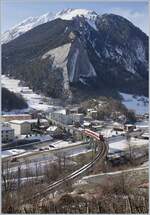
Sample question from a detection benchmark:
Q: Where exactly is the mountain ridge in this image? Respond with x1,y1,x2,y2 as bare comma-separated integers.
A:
2,10,148,102
1,8,98,44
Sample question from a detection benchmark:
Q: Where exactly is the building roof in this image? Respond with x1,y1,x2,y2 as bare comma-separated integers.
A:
10,120,31,125
2,114,31,117
73,113,84,116
69,107,79,110
47,126,57,132
2,126,14,131
24,119,48,123
54,109,66,114
125,124,135,127
10,119,48,124
87,108,95,112
83,121,91,126
141,133,149,137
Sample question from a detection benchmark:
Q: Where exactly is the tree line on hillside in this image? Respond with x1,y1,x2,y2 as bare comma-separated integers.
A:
5,58,65,99
79,97,136,122
2,87,28,111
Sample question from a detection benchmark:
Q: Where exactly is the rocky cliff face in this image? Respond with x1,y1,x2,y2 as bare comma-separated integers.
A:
2,10,148,101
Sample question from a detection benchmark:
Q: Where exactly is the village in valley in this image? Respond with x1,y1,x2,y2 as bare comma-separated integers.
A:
1,1,149,213
1,74,149,213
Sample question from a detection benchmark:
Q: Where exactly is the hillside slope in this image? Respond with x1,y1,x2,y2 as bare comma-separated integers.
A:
2,10,148,102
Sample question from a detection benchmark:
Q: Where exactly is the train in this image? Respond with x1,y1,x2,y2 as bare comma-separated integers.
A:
82,129,105,142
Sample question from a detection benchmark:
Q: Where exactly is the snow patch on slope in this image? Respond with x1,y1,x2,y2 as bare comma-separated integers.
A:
115,47,123,56
1,75,53,112
86,17,98,31
55,8,97,21
2,12,55,44
135,40,146,62
124,56,136,74
120,92,149,114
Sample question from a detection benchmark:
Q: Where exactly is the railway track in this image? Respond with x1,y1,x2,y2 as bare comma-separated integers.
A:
28,131,108,201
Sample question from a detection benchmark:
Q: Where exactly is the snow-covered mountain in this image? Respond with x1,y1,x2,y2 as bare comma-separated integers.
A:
1,13,54,44
1,9,98,44
2,9,148,102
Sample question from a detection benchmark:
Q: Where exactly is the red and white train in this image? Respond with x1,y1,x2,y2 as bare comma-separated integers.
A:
82,129,105,142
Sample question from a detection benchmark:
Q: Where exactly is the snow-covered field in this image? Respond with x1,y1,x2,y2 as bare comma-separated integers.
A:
3,144,91,173
1,139,84,159
2,149,26,158
120,92,149,114
108,136,148,153
2,75,148,115
100,128,125,138
2,75,56,112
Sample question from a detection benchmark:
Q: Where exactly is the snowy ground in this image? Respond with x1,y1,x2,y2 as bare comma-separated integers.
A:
2,149,26,158
108,136,148,153
22,134,53,142
2,139,84,159
2,176,44,185
135,120,149,132
2,75,58,112
3,144,91,173
100,128,125,138
120,92,149,114
2,75,148,115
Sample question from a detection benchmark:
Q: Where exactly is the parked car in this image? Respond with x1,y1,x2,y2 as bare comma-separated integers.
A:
49,144,55,148
11,157,18,162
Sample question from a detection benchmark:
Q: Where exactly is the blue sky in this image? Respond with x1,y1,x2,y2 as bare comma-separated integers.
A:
1,0,148,34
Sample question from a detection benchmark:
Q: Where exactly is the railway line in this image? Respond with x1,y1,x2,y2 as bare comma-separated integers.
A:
28,129,108,201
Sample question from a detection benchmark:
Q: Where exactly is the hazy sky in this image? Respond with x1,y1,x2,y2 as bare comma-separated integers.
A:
1,0,149,34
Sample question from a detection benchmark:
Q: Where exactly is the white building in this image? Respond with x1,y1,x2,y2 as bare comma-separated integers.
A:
49,110,84,125
71,113,84,124
2,123,15,142
87,109,98,118
10,120,31,135
46,126,58,135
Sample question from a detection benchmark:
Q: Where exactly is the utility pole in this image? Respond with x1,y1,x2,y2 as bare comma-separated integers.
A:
37,116,41,129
